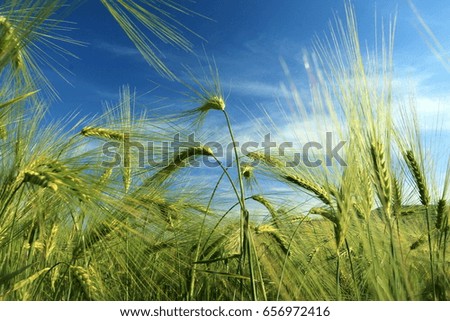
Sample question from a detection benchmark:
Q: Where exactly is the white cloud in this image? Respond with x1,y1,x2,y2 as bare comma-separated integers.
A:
96,41,140,57
229,80,284,99
414,96,450,130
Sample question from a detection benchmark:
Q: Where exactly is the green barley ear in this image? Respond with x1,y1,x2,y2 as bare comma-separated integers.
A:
309,207,337,225
241,162,259,191
404,150,430,206
391,176,403,217
150,146,214,184
370,141,392,214
0,15,23,71
254,224,290,255
246,151,334,206
180,55,226,128
0,90,38,110
284,174,332,206
81,126,125,141
241,163,254,180
0,2,85,100
81,125,128,192
435,198,447,230
246,151,285,168
70,265,98,300
21,170,58,192
1,267,50,299
98,167,113,185
18,159,90,201
198,95,225,112
251,194,280,227
410,237,426,250
101,0,203,80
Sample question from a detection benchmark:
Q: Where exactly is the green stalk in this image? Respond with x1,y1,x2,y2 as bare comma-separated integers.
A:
188,171,225,300
345,238,360,300
222,110,256,301
424,206,436,300
336,251,341,300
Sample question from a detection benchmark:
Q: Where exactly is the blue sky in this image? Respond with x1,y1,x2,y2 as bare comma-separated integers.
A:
46,0,450,127
41,0,450,199
32,0,450,209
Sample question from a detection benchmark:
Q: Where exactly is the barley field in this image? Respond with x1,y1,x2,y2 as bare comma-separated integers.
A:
0,0,449,301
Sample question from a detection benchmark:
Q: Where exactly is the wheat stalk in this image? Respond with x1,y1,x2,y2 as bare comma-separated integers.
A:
403,150,435,298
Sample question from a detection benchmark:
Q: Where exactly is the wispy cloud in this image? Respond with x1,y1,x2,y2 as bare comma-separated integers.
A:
228,80,287,100
96,41,141,57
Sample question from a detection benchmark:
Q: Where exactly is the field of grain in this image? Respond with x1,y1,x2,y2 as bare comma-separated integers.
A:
0,1,448,301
